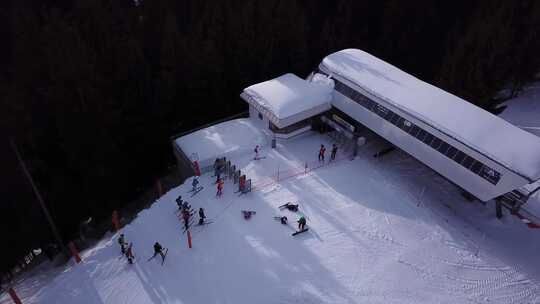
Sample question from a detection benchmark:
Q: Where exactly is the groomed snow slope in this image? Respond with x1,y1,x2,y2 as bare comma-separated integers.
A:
3,132,540,304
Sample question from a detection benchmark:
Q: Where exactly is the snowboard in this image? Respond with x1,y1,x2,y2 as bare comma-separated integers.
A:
161,248,169,266
190,186,204,197
292,228,309,236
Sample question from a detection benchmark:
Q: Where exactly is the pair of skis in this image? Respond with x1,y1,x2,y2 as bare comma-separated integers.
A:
190,186,204,197
147,248,168,266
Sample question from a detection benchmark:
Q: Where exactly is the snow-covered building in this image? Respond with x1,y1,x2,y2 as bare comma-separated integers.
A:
241,73,333,137
317,49,540,202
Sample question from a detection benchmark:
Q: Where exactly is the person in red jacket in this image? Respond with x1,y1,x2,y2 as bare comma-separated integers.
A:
216,178,224,197
318,144,326,162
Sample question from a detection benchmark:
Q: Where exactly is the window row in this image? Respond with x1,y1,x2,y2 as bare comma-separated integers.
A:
330,76,501,185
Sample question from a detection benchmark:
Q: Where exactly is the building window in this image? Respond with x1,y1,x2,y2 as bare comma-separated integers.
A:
258,112,263,120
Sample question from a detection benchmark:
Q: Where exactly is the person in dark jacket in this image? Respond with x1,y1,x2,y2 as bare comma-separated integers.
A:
297,216,307,230
198,207,206,225
330,144,338,161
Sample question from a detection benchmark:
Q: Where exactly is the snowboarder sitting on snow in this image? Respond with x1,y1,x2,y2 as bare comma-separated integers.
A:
125,242,134,264
297,216,307,231
318,144,326,162
152,242,165,261
330,144,338,161
192,176,199,192
118,234,126,254
198,207,206,225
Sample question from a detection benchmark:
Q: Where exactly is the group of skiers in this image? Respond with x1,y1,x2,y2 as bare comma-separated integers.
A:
318,143,338,162
176,195,207,229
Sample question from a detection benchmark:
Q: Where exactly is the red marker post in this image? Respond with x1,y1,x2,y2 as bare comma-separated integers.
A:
156,179,163,197
111,210,120,231
193,160,201,176
8,288,22,304
187,230,193,249
68,242,82,264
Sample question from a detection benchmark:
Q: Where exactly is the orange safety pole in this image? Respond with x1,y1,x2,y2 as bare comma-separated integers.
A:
68,242,82,264
187,230,192,248
8,288,23,304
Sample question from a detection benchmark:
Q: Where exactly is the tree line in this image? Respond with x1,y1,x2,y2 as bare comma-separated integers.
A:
2,0,540,274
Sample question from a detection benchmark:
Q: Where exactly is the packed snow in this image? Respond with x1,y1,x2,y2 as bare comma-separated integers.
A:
3,129,540,304
321,49,540,181
243,73,332,128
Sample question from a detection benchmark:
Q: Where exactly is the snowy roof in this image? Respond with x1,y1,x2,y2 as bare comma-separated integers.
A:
321,49,540,181
174,118,268,168
242,73,332,128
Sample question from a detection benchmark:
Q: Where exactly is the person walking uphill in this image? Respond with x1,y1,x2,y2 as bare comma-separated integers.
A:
318,144,326,162
125,243,135,264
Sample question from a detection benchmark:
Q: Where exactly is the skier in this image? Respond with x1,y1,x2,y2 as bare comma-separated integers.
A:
318,144,326,162
198,207,206,225
182,209,191,230
192,176,199,192
152,242,165,262
182,201,191,212
254,145,260,160
125,242,134,264
216,178,224,197
297,216,307,231
330,144,338,161
118,234,126,254
280,216,288,225
176,195,183,210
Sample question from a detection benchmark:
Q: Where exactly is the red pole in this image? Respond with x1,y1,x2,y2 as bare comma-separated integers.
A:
68,242,82,264
187,230,192,249
8,288,23,304
111,210,120,231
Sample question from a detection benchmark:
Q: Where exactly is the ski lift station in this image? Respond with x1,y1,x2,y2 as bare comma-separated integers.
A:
173,48,540,211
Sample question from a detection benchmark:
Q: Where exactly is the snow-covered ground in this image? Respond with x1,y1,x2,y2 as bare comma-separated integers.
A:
3,130,540,304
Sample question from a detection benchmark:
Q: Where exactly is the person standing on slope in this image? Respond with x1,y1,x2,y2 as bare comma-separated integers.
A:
254,145,260,160
198,207,206,225
125,242,135,264
182,209,191,230
330,144,338,161
318,144,326,163
118,234,126,254
192,176,199,192
216,178,224,197
297,216,307,231
152,242,165,262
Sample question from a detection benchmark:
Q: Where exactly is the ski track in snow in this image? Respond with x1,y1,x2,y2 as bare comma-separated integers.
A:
2,131,540,304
